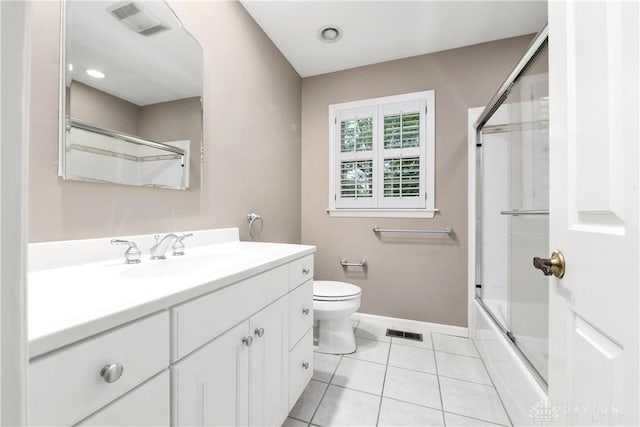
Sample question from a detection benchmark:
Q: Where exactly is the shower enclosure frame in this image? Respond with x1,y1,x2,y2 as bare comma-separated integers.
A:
469,24,549,393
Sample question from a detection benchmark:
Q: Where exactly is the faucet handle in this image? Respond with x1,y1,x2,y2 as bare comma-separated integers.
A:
172,233,194,256
111,239,142,264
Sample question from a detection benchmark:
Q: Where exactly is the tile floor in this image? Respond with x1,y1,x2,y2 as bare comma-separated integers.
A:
283,319,512,427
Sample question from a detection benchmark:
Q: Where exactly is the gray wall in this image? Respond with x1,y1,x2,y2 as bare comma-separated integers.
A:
301,35,534,326
70,81,139,135
138,97,203,189
29,1,302,243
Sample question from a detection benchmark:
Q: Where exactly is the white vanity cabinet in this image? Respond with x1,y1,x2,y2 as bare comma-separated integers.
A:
249,297,290,426
28,234,314,427
172,297,290,426
28,311,170,426
287,279,314,410
76,371,170,427
171,256,313,427
171,321,250,426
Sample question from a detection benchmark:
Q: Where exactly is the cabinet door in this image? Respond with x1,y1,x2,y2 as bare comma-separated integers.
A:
172,321,250,427
77,371,169,427
249,297,289,427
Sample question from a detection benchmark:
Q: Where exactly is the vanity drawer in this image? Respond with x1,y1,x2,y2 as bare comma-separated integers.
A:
29,311,169,427
288,327,313,410
172,265,288,361
289,255,314,290
289,279,313,349
77,371,169,427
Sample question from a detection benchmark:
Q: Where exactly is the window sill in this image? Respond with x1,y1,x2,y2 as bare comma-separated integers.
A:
326,208,438,218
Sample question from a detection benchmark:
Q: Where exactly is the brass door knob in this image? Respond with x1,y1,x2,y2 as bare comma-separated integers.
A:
533,251,565,278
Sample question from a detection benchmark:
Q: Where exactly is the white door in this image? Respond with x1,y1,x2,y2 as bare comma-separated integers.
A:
249,297,289,427
548,1,639,425
172,321,250,427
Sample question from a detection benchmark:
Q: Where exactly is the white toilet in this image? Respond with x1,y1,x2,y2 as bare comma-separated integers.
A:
313,280,362,354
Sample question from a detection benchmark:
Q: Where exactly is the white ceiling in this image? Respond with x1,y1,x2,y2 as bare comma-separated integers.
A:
68,1,202,106
240,1,547,77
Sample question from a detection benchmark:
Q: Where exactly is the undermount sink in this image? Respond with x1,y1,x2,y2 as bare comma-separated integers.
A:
119,254,251,278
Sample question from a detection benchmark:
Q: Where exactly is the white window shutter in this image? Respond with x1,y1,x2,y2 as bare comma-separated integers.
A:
334,107,377,208
378,100,426,209
328,90,435,216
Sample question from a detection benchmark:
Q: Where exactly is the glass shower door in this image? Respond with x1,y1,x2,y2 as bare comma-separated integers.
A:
478,44,549,383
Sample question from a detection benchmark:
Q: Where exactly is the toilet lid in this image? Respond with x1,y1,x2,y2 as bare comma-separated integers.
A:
313,280,361,300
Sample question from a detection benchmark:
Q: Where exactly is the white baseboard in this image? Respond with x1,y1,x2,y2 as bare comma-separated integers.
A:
351,312,468,338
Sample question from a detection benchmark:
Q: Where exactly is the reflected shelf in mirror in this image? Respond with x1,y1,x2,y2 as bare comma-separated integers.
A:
64,120,190,190
68,119,185,157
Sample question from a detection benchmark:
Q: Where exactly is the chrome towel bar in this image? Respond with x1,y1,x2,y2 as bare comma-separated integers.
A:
500,209,549,216
69,119,185,155
372,226,453,235
340,258,367,268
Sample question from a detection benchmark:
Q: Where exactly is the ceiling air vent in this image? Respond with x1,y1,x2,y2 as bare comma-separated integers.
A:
109,2,142,20
107,2,171,36
138,24,170,37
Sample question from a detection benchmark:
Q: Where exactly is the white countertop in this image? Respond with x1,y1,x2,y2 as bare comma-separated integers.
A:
28,229,314,359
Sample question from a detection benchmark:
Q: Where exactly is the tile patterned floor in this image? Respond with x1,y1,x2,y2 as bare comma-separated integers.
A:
283,319,512,427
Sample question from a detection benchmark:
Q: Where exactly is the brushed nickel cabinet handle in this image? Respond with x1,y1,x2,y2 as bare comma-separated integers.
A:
242,336,254,347
302,362,309,370
100,363,124,383
302,267,310,275
302,308,310,316
254,328,265,338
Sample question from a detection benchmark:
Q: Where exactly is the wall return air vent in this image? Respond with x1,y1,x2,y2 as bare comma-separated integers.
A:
108,2,171,36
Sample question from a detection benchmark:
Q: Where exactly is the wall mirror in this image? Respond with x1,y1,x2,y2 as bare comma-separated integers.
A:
59,0,203,190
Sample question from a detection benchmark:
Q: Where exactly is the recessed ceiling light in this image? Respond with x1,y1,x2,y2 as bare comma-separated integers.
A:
86,68,106,79
318,25,342,43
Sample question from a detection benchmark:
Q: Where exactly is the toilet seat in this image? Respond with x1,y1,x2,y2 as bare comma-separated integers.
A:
313,280,361,301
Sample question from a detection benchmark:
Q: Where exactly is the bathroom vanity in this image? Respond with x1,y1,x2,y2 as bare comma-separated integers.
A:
27,228,314,426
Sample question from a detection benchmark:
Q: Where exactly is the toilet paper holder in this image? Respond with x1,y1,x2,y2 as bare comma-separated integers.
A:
340,258,367,268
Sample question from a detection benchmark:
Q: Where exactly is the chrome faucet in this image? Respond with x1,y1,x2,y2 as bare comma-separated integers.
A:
150,233,193,259
150,234,179,260
111,239,142,264
172,233,194,256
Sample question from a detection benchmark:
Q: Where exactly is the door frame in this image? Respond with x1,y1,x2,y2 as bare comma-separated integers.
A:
0,1,30,424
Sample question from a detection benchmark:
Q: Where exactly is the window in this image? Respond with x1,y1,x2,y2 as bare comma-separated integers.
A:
328,91,435,218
